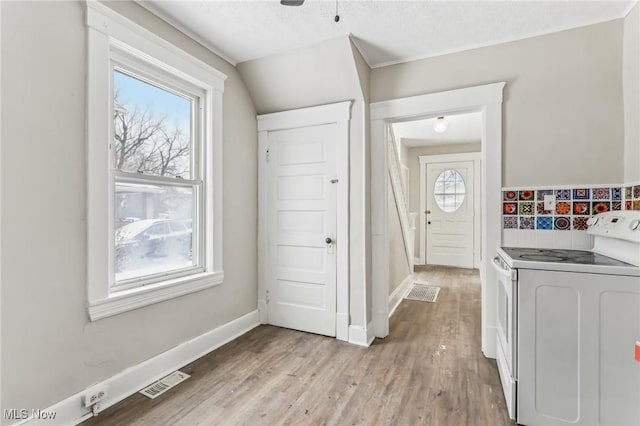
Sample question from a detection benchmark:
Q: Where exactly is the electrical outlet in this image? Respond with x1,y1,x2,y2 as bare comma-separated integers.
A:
544,194,556,211
83,387,108,408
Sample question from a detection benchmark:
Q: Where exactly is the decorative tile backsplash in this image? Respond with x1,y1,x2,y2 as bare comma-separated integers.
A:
625,184,640,211
502,184,640,231
502,183,640,249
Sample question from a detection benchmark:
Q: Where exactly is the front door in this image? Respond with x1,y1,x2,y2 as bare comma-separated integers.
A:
266,124,337,337
426,161,474,268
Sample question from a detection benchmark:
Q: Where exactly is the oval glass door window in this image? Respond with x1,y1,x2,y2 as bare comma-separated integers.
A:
434,170,466,212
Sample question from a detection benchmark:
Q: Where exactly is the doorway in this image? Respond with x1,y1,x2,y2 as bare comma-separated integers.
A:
391,112,482,269
265,124,338,337
423,155,480,268
370,83,505,359
257,101,351,341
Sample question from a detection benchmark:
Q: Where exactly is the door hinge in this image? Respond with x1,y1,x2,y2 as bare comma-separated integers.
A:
266,148,270,163
266,289,269,304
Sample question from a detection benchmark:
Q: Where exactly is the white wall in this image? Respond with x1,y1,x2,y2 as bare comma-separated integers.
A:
350,42,373,324
1,0,257,415
237,37,372,328
388,178,411,294
372,20,625,187
624,3,640,183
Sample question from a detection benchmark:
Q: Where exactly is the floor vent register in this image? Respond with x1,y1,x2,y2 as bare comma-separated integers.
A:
140,371,190,399
405,283,441,303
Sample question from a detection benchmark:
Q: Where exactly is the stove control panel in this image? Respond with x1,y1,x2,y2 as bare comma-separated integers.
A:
588,211,640,242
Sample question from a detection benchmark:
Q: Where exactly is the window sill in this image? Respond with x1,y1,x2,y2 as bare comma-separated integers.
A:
88,271,223,321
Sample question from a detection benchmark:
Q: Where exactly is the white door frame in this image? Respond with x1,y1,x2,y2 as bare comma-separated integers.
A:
257,101,351,342
419,152,481,268
370,83,504,359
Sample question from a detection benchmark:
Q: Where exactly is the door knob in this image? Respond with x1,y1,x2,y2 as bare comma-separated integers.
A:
325,237,333,244
425,209,431,214
427,221,431,225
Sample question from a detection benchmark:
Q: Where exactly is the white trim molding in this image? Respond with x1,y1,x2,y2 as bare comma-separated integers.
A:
370,82,505,361
257,101,352,342
257,101,352,131
418,152,481,269
348,321,375,347
15,311,260,426
85,1,226,320
389,274,413,318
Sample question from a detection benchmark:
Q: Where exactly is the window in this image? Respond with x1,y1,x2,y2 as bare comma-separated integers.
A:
112,69,199,287
434,170,466,212
87,3,226,320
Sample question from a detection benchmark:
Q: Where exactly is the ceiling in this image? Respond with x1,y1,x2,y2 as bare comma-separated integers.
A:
138,0,636,68
392,112,482,148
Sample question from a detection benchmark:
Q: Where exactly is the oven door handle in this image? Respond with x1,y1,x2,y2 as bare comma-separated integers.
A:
493,256,517,281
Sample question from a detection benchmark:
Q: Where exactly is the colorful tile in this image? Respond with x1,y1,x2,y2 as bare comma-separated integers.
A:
554,216,571,230
591,187,610,200
592,201,610,215
573,217,589,231
611,187,622,201
554,189,571,200
572,188,590,200
536,216,553,230
537,202,551,215
519,190,534,201
572,201,590,215
555,201,571,215
625,186,633,200
634,185,640,199
536,189,553,201
634,200,640,211
503,202,518,215
519,202,535,215
612,201,622,211
519,217,535,230
503,190,518,201
626,200,633,210
503,217,518,229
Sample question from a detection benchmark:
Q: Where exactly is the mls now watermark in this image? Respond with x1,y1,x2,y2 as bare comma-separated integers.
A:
4,409,57,421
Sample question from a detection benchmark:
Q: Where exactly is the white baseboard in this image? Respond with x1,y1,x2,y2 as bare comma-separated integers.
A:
348,321,374,347
413,257,421,265
388,274,413,318
258,299,268,324
482,325,497,360
18,310,260,426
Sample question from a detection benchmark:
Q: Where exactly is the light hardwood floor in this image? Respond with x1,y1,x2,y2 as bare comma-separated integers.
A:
84,265,515,426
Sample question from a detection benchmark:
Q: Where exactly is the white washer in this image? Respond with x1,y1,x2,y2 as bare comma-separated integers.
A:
494,210,640,425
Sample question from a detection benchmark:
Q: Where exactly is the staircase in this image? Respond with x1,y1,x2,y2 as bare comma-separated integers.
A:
387,129,416,271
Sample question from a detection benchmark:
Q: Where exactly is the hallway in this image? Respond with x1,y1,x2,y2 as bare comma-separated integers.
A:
84,266,514,425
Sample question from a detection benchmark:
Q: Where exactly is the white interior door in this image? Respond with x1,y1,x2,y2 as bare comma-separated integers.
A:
426,161,474,268
266,124,337,337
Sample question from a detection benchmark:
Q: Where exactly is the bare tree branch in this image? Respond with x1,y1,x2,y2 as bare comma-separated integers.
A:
113,93,189,178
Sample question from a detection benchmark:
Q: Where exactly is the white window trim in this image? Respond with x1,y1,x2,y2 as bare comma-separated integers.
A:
86,1,226,321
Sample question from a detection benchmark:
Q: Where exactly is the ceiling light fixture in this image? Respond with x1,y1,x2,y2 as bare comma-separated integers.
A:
433,116,448,134
280,0,304,6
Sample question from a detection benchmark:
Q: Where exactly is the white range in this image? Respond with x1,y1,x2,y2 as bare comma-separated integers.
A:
493,210,640,426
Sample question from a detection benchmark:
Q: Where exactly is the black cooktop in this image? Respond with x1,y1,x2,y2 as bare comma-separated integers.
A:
501,247,634,267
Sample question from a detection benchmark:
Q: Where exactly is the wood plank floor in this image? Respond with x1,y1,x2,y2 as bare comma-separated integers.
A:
84,266,515,426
